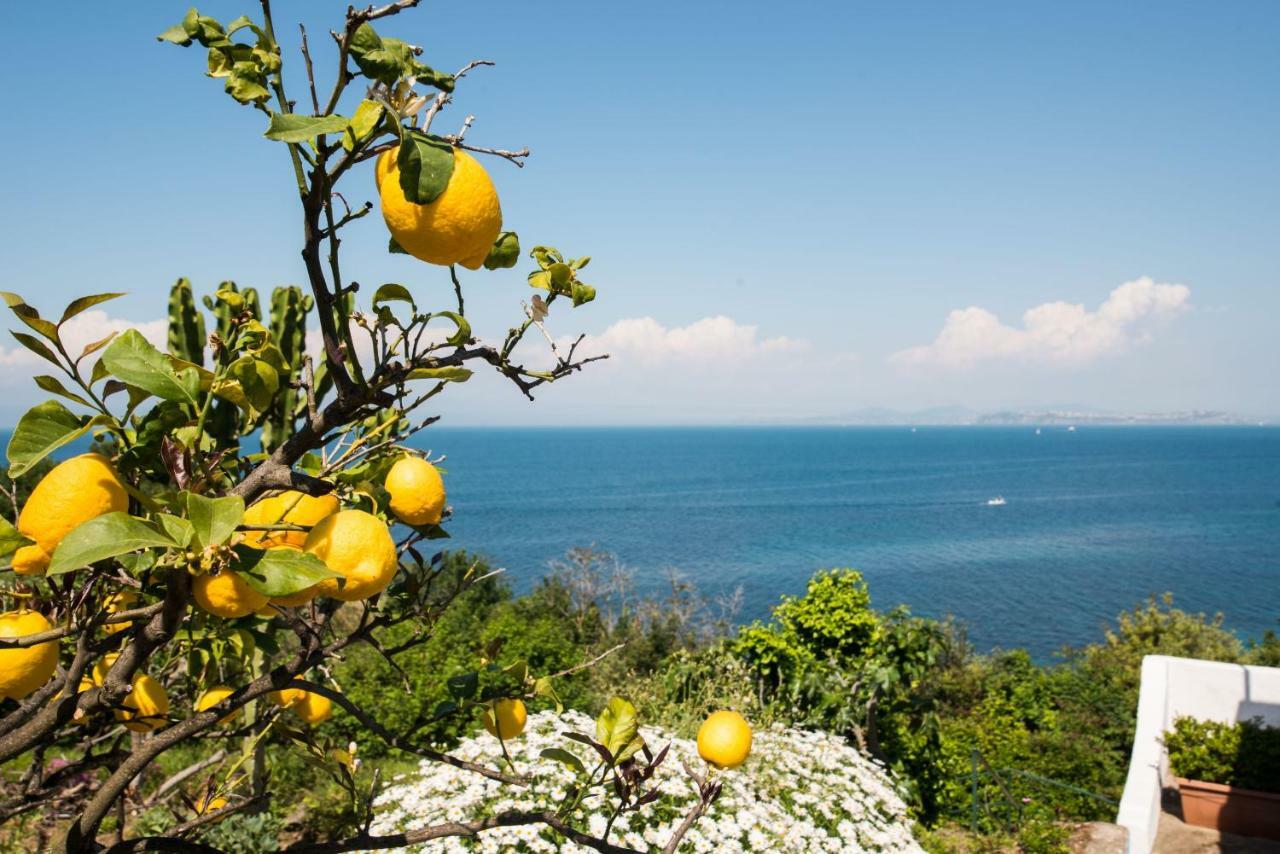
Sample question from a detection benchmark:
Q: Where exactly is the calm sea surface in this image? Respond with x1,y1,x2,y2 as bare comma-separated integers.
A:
408,426,1280,657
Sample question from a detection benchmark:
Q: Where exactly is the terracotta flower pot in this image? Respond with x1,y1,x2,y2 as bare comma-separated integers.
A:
1176,777,1280,841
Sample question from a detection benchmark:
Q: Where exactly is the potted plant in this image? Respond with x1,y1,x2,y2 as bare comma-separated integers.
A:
1163,716,1280,840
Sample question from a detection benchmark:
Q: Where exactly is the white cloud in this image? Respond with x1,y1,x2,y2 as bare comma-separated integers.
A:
571,315,808,367
890,276,1190,370
0,311,166,368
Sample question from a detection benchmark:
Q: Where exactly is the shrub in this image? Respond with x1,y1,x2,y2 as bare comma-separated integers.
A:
1164,716,1280,793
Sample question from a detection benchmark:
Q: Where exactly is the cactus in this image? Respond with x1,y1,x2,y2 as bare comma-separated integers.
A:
202,281,261,366
167,278,206,366
260,285,314,452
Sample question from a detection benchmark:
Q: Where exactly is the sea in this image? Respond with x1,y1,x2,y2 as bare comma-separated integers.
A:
410,426,1280,658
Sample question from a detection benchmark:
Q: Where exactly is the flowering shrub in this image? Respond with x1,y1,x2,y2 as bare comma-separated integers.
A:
372,711,924,853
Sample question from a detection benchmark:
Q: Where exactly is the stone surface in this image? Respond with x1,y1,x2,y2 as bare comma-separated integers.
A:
1070,821,1128,853
1155,812,1280,854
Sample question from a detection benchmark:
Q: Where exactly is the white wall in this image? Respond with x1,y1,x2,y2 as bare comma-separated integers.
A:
1116,655,1280,853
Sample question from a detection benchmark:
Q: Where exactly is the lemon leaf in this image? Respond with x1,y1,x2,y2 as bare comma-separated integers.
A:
405,367,471,383
540,747,586,775
483,232,521,271
0,516,31,562
185,493,245,548
103,330,199,405
397,130,454,205
231,546,337,597
372,284,415,310
344,100,385,152
59,293,125,326
5,400,101,477
47,513,177,576
264,112,351,143
595,697,643,764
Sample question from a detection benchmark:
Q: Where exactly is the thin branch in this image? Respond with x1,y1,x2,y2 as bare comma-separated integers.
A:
299,24,321,114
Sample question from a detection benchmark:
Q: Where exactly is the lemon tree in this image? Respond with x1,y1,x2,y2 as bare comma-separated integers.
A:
0,3,739,851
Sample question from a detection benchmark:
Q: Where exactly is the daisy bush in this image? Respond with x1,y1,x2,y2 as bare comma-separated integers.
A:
371,710,924,853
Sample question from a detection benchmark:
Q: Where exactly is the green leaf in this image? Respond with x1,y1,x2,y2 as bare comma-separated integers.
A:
157,23,193,45
103,329,198,404
595,697,643,764
47,513,176,576
59,293,125,326
10,332,60,366
6,400,98,477
0,516,31,562
483,232,521,270
32,375,93,409
231,546,338,597
185,493,245,548
264,112,351,143
388,236,409,255
154,514,195,549
432,311,471,346
405,367,472,383
447,672,479,702
1,292,60,342
372,283,414,310
226,356,279,412
540,747,586,775
397,131,455,205
344,100,385,152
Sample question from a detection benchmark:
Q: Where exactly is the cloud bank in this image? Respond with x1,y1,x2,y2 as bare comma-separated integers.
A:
0,311,167,369
571,315,807,366
891,277,1191,370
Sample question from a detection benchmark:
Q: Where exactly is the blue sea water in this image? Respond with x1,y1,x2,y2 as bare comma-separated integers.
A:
410,426,1280,658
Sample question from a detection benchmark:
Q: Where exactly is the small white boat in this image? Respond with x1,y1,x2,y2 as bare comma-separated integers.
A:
1067,425,1076,432
986,496,1007,506
1035,428,1041,435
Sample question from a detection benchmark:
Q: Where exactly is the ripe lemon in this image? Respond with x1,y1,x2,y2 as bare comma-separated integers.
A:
697,710,752,769
115,673,170,733
11,544,50,576
195,794,227,815
0,610,59,701
91,652,120,687
17,453,128,573
376,146,502,269
103,590,138,635
195,685,242,726
193,571,268,618
482,698,527,740
304,510,397,601
241,491,339,550
384,456,447,527
270,687,332,725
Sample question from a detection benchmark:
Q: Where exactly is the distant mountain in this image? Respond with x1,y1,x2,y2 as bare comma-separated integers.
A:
802,408,1264,426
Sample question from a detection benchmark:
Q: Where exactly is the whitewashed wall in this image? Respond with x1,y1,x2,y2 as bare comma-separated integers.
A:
1117,655,1280,852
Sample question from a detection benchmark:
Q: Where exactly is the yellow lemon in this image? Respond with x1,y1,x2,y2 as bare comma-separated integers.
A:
482,698,527,740
376,146,502,269
195,794,227,815
115,673,169,733
195,685,242,726
241,491,340,549
11,544,50,576
270,687,332,725
384,456,447,527
0,610,59,701
696,710,752,769
103,590,139,635
17,454,128,571
91,652,120,687
192,571,268,618
304,510,397,601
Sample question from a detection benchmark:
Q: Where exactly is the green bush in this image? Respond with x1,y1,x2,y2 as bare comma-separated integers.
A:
1164,716,1280,793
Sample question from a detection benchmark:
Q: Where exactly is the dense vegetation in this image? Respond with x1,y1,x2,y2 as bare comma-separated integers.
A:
139,544,1274,850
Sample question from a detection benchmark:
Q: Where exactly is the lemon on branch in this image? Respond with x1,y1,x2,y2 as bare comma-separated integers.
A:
195,685,242,726
0,610,59,701
241,491,339,550
376,145,502,269
482,698,527,740
385,456,446,527
270,687,333,725
15,453,128,576
116,673,170,733
696,710,752,769
103,590,138,635
304,510,398,601
193,570,268,618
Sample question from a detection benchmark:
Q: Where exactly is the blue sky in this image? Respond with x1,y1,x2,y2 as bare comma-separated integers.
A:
1,1,1277,423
